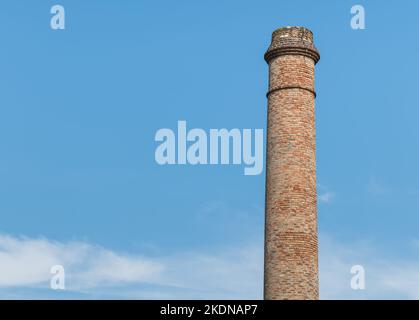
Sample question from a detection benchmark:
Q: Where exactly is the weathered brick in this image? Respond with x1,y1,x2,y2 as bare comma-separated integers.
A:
264,26,320,300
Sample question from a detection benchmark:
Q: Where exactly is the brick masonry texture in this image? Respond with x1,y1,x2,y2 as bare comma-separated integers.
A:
264,27,320,300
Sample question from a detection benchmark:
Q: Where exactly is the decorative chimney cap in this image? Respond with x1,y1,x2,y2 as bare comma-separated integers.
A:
264,26,320,64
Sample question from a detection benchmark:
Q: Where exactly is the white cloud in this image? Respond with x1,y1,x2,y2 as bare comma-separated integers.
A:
0,234,262,299
1,233,418,299
319,234,419,299
318,184,335,203
0,234,163,289
366,177,390,196
319,192,335,203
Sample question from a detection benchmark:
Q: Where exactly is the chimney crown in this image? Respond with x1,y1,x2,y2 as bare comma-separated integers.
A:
264,26,320,64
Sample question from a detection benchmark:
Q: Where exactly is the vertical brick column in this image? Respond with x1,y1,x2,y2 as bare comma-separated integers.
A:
264,26,320,300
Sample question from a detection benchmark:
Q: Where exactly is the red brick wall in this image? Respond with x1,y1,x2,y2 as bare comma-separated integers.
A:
264,27,320,300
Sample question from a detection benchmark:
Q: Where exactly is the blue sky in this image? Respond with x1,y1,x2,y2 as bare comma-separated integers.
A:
0,0,418,299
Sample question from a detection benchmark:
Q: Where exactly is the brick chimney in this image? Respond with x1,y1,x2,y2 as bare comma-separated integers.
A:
264,26,320,300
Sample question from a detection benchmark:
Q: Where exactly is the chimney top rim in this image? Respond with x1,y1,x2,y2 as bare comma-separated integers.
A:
272,26,313,36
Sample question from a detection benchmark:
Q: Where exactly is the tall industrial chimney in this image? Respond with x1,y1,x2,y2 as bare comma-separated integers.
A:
264,26,320,300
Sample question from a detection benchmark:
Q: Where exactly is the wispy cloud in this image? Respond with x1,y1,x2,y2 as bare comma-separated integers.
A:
318,184,335,204
1,233,418,299
0,234,262,299
319,192,335,203
319,234,419,299
366,177,391,196
0,234,163,290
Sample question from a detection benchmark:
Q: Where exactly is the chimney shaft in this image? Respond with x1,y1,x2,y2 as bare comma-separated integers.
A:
264,26,320,300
